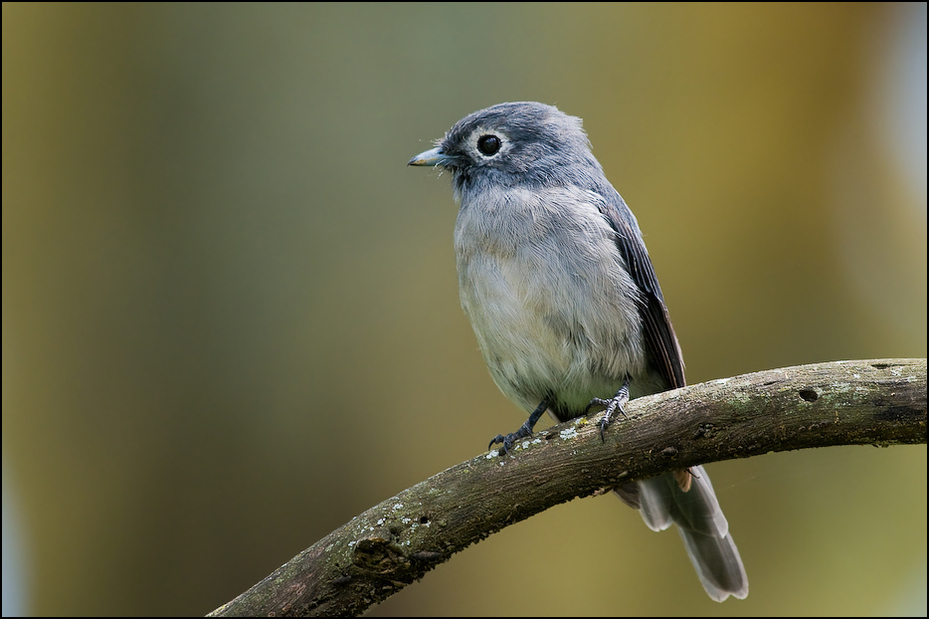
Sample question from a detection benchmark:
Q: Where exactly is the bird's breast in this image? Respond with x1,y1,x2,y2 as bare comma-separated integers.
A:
453,186,648,414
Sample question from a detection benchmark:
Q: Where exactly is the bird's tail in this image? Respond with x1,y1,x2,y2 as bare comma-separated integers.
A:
614,465,748,602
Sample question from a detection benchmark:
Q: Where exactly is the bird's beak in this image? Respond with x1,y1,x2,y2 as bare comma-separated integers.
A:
408,146,451,167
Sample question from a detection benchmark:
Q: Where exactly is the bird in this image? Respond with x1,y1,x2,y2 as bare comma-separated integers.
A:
408,101,747,602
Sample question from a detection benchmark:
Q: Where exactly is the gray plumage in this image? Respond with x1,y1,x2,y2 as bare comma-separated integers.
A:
409,101,747,602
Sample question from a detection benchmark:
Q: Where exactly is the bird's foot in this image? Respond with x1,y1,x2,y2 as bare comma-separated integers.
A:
585,380,630,441
488,423,533,455
489,399,549,455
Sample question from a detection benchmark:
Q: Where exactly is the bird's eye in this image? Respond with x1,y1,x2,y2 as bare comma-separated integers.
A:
477,134,501,156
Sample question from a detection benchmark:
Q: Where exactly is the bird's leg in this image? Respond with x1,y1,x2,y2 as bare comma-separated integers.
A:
489,398,548,455
585,378,630,440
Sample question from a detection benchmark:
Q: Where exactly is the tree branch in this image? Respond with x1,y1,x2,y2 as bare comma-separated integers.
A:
208,358,926,617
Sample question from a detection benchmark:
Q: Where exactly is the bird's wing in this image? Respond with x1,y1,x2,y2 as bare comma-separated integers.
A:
596,191,686,390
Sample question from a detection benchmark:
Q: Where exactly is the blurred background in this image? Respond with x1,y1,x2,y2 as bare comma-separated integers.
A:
3,3,926,616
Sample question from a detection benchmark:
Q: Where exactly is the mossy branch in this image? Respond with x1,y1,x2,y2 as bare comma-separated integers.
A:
208,358,926,617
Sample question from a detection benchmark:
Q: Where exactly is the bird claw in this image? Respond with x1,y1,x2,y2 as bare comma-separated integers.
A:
489,427,531,455
489,399,548,455
586,380,630,441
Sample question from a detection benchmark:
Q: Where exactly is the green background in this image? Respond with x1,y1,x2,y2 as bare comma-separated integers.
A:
3,3,926,616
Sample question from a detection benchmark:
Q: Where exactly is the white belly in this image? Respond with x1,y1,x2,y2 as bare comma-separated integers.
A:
454,186,647,415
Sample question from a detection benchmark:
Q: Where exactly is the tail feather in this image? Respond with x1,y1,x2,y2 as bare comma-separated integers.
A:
615,465,748,601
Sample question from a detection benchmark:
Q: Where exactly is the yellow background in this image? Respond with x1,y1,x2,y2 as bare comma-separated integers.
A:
3,3,926,616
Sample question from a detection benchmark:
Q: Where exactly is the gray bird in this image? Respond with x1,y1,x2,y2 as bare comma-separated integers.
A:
408,101,748,602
